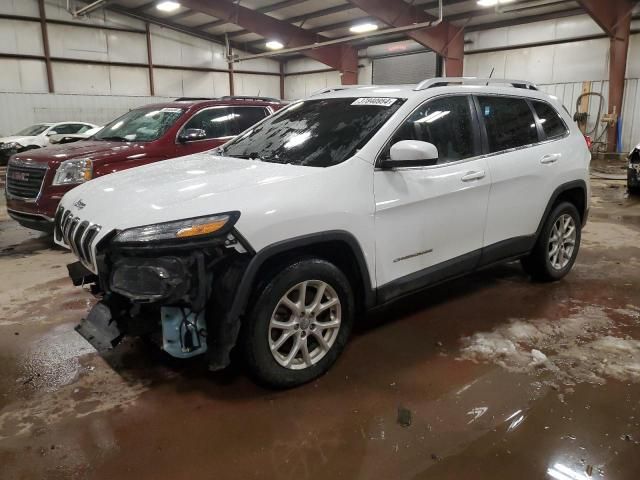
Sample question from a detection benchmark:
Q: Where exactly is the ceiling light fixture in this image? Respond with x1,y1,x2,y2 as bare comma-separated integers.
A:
349,22,378,34
156,1,181,12
265,40,284,50
477,0,515,6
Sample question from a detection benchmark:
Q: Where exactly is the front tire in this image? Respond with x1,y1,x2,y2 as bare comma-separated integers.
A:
521,202,581,282
241,258,354,388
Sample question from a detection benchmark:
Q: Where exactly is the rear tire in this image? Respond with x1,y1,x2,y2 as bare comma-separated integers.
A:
241,258,354,388
521,202,581,282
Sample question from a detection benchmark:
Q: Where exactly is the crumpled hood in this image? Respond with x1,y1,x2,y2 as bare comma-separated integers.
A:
0,136,36,146
11,140,151,167
59,153,323,233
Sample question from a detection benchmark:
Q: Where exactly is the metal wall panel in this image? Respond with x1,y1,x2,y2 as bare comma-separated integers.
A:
48,24,109,62
235,50,280,74
234,73,280,98
465,38,611,84
153,69,230,98
0,58,48,93
52,63,111,94
465,14,601,52
285,58,331,74
0,0,39,16
0,19,44,56
372,51,437,85
106,31,148,64
150,25,227,70
628,34,640,79
109,66,150,96
284,71,341,100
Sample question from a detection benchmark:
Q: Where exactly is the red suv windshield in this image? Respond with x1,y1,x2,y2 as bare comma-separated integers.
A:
95,107,185,142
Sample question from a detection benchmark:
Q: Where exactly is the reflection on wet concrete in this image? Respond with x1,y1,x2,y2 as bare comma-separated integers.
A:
0,179,639,479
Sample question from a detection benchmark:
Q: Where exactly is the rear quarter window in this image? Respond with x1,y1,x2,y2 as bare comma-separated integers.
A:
478,96,539,153
532,100,568,140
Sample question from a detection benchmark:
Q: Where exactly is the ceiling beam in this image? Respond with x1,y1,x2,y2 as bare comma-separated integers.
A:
192,0,310,32
576,0,635,37
227,3,356,40
179,0,359,82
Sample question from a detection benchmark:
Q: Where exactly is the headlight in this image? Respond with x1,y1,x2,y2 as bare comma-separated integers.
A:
1,142,20,150
112,212,239,245
53,158,93,185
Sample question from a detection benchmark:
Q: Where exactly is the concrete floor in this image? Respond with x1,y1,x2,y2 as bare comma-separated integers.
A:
1,177,639,480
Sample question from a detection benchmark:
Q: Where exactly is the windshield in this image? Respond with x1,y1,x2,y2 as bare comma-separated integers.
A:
14,124,49,136
220,97,404,167
94,107,184,142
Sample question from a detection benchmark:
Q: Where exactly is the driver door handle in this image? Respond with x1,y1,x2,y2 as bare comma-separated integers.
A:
461,170,486,182
540,153,561,164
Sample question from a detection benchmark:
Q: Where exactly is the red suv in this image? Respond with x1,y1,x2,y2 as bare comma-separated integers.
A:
5,96,282,232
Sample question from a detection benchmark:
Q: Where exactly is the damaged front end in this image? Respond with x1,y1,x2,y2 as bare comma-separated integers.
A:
628,145,640,193
67,211,254,370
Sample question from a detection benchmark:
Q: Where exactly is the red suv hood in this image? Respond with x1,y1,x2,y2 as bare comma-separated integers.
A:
12,140,155,168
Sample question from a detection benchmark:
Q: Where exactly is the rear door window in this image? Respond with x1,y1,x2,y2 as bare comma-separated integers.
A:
531,100,568,140
385,95,477,164
477,96,539,153
53,124,83,134
232,107,270,134
182,107,235,139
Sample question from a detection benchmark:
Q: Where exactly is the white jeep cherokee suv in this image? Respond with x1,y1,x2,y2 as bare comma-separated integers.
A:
55,78,590,388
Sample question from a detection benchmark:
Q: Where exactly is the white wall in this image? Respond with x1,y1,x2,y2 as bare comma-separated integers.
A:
282,57,373,100
0,0,281,133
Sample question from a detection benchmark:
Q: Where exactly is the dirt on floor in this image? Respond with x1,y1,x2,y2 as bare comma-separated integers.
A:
0,177,639,480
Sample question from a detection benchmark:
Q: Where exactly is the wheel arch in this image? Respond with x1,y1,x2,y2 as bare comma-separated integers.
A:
535,180,588,242
234,231,375,317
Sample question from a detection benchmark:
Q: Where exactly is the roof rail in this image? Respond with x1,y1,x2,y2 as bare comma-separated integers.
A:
174,97,218,101
414,77,539,91
309,85,369,96
220,95,282,103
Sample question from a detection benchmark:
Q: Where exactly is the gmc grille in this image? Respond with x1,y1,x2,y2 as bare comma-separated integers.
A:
6,161,47,199
55,206,102,270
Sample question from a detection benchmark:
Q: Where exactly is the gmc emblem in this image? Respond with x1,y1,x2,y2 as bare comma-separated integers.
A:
10,171,28,181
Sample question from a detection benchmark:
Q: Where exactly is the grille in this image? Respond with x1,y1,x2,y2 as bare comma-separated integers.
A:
6,161,47,199
55,206,102,270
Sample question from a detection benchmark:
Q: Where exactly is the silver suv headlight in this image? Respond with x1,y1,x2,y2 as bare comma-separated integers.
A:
53,158,93,185
112,212,240,245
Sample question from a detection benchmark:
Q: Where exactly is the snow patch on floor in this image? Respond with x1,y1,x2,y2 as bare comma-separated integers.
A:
459,306,640,384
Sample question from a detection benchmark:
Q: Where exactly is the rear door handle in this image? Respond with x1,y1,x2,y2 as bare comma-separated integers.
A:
461,170,486,182
540,153,561,164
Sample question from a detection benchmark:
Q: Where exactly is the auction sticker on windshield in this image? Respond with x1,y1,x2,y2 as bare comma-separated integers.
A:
351,98,397,107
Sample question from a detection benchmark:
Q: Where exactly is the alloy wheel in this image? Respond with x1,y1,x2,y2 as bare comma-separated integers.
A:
548,213,576,270
268,280,342,370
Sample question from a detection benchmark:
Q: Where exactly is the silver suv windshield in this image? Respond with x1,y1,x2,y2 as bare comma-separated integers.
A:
94,107,185,142
219,97,404,167
14,124,49,136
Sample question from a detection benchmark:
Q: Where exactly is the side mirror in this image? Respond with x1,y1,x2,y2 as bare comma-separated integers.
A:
46,130,58,136
382,140,439,168
178,128,207,143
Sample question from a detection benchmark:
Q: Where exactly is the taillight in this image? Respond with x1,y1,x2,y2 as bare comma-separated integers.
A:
584,135,592,149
